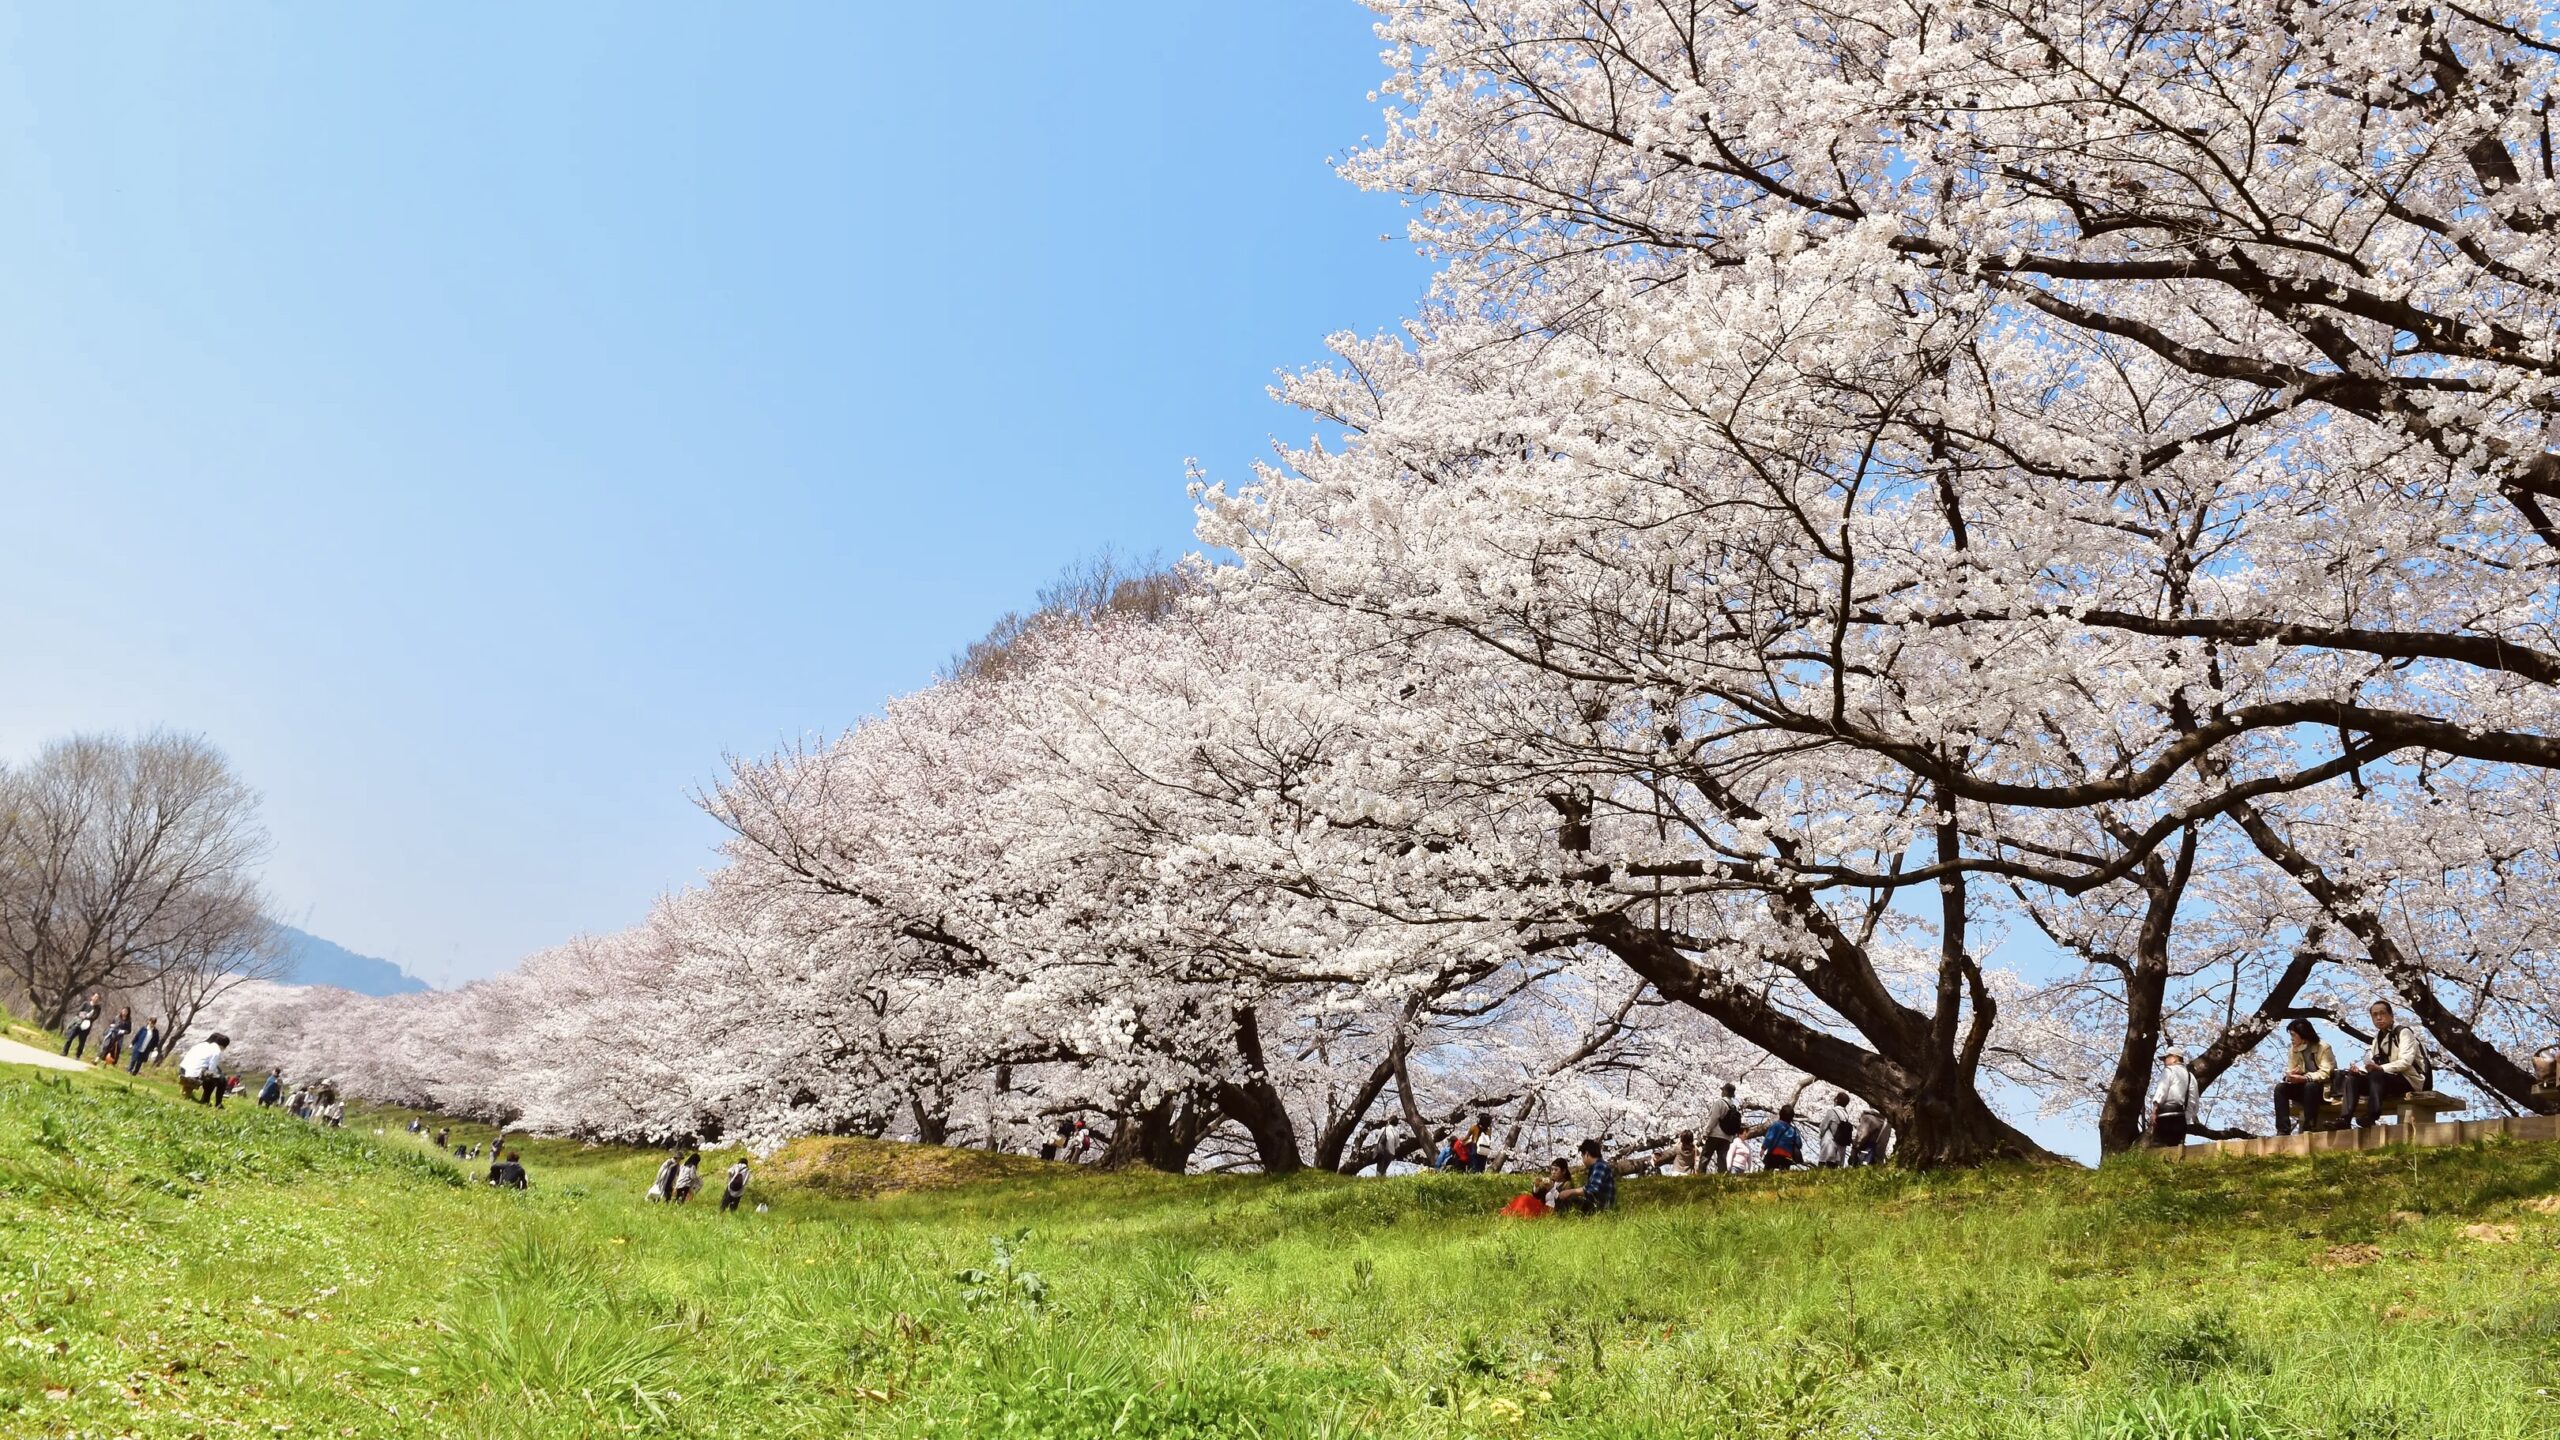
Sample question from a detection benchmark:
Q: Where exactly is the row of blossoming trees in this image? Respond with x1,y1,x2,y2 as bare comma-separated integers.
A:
217,0,2560,1169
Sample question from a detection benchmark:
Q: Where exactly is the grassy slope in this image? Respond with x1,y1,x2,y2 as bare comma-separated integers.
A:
5,1066,2560,1439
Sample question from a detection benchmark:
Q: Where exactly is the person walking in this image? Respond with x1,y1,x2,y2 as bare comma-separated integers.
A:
2148,1050,2199,1146
2339,1001,2433,1128
257,1068,285,1108
177,1033,232,1105
720,1158,751,1212
1755,1105,1807,1170
125,1016,160,1074
673,1152,702,1203
1816,1092,1855,1167
97,1009,133,1066
1700,1083,1743,1173
2271,1019,2339,1135
60,993,103,1059
646,1153,681,1202
1849,1107,1890,1167
321,1096,345,1128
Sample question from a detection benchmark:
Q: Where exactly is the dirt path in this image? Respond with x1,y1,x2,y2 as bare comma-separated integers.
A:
0,1033,91,1072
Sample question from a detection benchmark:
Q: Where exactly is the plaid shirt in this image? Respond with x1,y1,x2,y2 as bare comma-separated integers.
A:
1581,1156,1616,1210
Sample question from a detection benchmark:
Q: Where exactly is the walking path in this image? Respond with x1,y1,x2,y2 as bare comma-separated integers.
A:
0,1034,91,1072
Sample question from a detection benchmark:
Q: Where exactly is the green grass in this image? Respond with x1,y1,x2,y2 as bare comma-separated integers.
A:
5,1066,2560,1437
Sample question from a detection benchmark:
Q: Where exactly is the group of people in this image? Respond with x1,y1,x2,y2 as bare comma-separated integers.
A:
257,1070,346,1126
645,1150,752,1212
1443,1083,1894,1199
402,1120,531,1188
1038,1118,1100,1163
58,993,171,1075
1501,1139,1619,1216
2147,1000,2465,1146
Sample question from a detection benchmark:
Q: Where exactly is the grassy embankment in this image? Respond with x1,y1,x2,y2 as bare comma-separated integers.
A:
4,1059,2559,1438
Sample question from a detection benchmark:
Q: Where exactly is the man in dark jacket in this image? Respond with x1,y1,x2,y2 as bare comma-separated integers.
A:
126,1017,160,1074
61,993,102,1058
487,1151,529,1189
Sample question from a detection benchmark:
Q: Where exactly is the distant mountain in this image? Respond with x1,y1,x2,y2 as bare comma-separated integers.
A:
270,925,430,996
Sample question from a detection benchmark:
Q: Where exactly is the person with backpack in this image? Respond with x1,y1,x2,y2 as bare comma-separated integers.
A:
1755,1105,1807,1171
487,1150,530,1190
1700,1082,1744,1173
1849,1107,1889,1167
2271,1018,2339,1135
257,1068,285,1107
645,1153,681,1201
1817,1092,1855,1167
2340,1000,2432,1128
2148,1050,2199,1145
721,1158,751,1212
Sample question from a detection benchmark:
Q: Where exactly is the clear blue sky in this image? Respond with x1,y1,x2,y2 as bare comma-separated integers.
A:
0,2,1427,983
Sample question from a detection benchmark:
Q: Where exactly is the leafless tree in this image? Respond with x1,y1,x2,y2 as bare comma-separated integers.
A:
0,732,276,1028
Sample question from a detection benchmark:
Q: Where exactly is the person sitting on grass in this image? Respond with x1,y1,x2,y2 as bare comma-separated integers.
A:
1500,1160,1570,1218
1552,1139,1616,1213
487,1150,529,1190
2148,1051,2198,1146
1753,1105,1806,1171
2271,1019,2338,1136
2339,1000,2432,1128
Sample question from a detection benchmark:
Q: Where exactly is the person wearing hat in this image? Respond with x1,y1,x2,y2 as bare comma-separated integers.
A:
178,1032,232,1106
2148,1050,2199,1146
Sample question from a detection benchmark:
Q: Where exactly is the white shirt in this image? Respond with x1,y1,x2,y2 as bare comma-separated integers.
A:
2151,1064,2199,1111
178,1041,225,1079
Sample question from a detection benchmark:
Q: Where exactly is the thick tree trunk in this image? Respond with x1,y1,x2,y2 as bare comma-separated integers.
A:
1100,1093,1213,1173
908,1093,950,1147
1314,1054,1397,1173
2095,834,2196,1155
1215,1005,1304,1174
1590,913,2056,1169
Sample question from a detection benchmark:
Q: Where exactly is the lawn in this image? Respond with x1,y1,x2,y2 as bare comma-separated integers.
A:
4,1063,2559,1438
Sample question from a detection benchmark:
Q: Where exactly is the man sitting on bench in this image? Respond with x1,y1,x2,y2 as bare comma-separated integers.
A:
2338,1001,2431,1128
